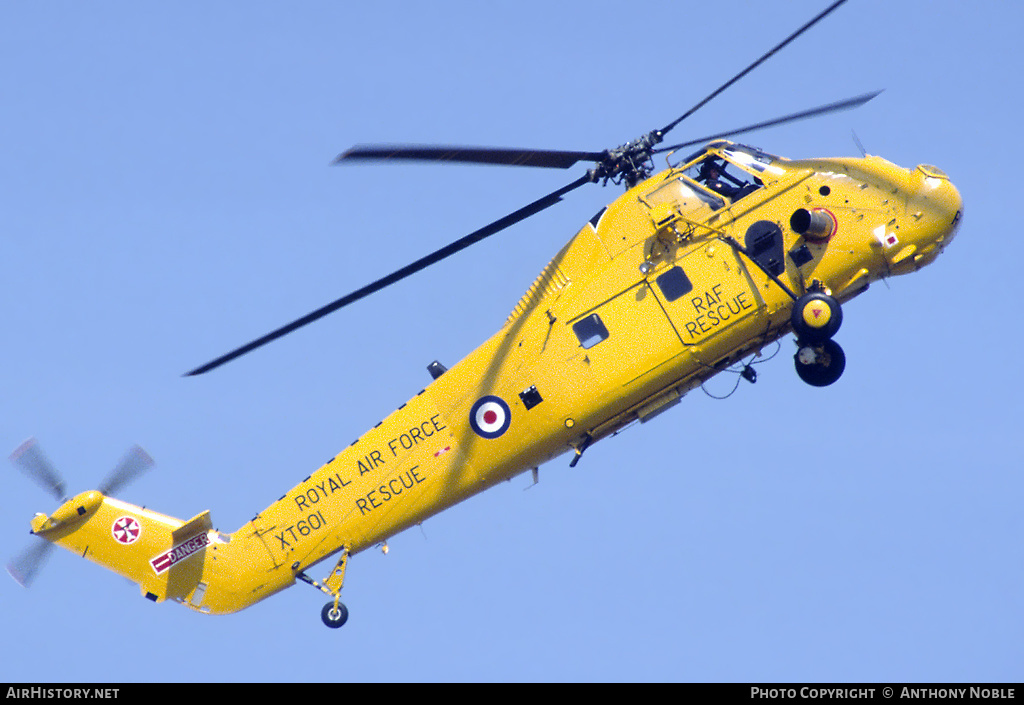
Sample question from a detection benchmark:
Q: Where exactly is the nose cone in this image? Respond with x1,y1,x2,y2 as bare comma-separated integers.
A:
903,164,963,268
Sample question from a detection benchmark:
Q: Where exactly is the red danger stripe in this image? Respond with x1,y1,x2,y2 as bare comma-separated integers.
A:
150,533,210,574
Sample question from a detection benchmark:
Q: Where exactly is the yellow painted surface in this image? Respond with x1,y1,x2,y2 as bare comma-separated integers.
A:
25,141,962,616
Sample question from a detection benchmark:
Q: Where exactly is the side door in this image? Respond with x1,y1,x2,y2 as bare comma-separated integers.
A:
566,280,683,391
650,242,762,347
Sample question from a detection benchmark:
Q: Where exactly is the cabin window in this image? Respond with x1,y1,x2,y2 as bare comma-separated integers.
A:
655,266,693,302
572,313,610,349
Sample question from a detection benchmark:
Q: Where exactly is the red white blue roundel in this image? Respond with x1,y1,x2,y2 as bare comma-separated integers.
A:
469,395,512,439
112,516,141,545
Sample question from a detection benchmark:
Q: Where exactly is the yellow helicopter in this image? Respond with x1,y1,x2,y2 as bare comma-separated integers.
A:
7,0,962,629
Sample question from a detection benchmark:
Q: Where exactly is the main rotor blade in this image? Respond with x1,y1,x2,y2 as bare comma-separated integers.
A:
185,173,593,376
335,145,605,170
98,445,154,496
10,439,65,502
654,90,882,153
659,0,848,137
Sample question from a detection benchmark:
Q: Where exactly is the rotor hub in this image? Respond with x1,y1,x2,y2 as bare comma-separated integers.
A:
589,130,664,187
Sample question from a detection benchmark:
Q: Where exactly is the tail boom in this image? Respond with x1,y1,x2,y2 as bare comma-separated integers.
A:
25,492,276,614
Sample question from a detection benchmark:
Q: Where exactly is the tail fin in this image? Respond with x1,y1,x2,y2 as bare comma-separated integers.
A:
29,491,213,604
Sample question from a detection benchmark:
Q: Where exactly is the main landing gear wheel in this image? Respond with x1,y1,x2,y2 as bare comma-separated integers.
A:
794,339,846,387
791,292,842,342
321,601,349,629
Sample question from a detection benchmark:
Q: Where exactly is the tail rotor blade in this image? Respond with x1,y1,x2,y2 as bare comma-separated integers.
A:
98,445,154,496
10,439,66,502
6,538,54,588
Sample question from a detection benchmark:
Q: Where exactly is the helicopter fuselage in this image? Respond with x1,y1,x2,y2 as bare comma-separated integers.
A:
21,140,962,617
81,139,954,615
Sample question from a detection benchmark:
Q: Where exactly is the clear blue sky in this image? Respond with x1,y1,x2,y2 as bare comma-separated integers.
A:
2,0,1021,683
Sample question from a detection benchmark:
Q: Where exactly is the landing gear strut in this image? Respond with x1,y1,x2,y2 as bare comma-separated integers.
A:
791,291,845,386
297,548,351,630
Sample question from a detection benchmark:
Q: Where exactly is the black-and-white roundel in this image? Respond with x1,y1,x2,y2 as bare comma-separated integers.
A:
469,395,512,439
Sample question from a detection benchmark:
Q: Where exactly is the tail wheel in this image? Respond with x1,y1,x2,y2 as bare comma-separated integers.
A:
794,339,846,387
321,601,349,629
791,293,842,342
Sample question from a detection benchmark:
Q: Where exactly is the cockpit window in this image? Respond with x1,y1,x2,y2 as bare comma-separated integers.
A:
672,143,778,204
674,177,725,211
683,156,761,201
720,144,777,172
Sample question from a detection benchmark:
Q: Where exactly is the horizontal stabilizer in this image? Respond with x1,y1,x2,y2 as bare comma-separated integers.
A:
172,510,213,543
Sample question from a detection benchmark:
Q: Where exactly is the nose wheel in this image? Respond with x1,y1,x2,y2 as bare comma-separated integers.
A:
791,292,842,342
794,338,846,387
791,292,845,387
